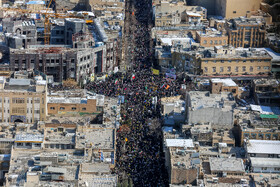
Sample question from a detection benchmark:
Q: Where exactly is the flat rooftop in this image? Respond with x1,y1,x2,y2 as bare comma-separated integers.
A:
166,139,194,148
211,78,237,87
188,91,235,111
209,157,245,173
246,140,280,155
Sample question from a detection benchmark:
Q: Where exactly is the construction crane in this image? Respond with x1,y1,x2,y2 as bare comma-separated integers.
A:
43,0,55,45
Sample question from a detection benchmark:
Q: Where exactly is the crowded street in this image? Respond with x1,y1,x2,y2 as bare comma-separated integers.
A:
86,0,189,186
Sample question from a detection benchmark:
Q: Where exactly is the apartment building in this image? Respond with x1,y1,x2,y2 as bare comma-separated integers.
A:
172,46,272,76
154,1,206,27
47,90,104,116
196,29,228,47
215,0,262,19
226,17,266,48
252,79,280,106
0,74,47,124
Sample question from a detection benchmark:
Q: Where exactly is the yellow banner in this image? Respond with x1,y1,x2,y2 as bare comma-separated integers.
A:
152,68,159,75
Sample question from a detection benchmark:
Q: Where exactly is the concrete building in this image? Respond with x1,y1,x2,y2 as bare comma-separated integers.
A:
250,158,280,173
47,90,104,116
161,96,186,126
186,91,235,129
245,140,280,158
209,157,245,176
188,123,213,146
212,130,235,147
196,29,228,47
0,74,47,123
26,0,46,11
252,79,280,106
215,0,262,19
167,147,199,185
154,1,207,27
226,17,266,48
3,19,37,49
210,78,238,97
9,45,107,83
172,46,272,76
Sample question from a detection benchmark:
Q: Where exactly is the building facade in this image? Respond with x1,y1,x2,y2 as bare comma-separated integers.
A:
0,75,47,124
226,17,266,48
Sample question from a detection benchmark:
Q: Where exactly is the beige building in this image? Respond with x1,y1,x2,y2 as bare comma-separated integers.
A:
196,29,228,47
154,1,207,27
172,46,272,76
210,78,238,96
226,17,266,48
0,74,47,124
216,0,262,19
47,90,104,116
26,1,46,12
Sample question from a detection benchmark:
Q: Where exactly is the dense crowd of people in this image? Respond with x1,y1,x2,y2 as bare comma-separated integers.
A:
86,0,187,186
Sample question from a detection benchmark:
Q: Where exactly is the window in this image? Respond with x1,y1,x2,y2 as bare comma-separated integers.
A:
12,107,25,114
34,109,40,114
235,67,239,72
219,40,222,44
204,67,208,73
72,107,76,110
242,66,246,72
257,66,261,70
232,89,236,94
268,154,275,158
82,108,86,111
261,167,267,170
220,67,224,72
12,98,25,104
97,106,103,111
203,40,207,44
60,107,65,110
212,67,216,72
210,40,213,44
223,40,226,44
214,40,218,44
250,66,253,72
233,11,236,14
50,107,55,110
264,66,270,70
34,98,40,104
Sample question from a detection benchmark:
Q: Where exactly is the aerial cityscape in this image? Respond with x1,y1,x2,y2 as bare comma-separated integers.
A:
0,0,279,186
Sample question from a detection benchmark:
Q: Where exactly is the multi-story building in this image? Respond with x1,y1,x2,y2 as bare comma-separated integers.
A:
226,17,266,48
196,29,228,47
186,91,235,129
210,78,238,96
154,1,207,27
245,139,280,158
252,79,280,106
47,90,104,116
3,18,38,49
0,74,47,123
172,46,272,76
215,0,262,19
9,45,107,83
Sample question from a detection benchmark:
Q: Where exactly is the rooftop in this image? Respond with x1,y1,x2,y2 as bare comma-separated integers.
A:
246,140,280,155
188,91,235,111
165,139,194,148
209,157,245,173
211,78,237,87
251,157,280,168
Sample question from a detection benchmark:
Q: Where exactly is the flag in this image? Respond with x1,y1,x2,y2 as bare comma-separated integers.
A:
132,74,135,80
115,79,118,84
165,85,170,90
152,68,159,75
125,138,128,142
160,84,165,89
